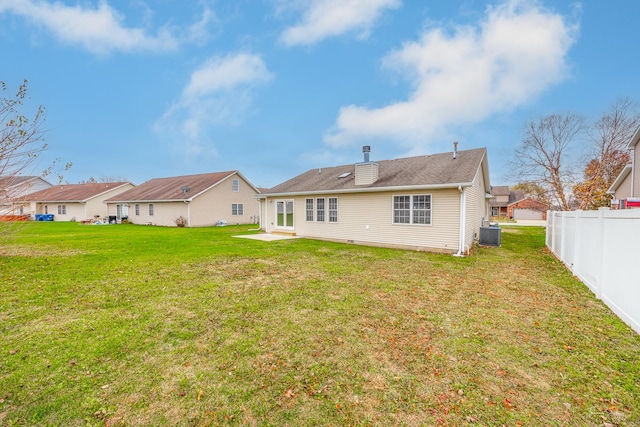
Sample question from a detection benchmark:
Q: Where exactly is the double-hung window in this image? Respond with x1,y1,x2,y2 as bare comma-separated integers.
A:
149,203,154,216
412,195,431,224
328,197,338,223
135,204,140,216
316,198,325,222
232,203,243,216
232,179,239,192
393,195,431,225
305,198,314,221
393,196,411,224
58,205,66,215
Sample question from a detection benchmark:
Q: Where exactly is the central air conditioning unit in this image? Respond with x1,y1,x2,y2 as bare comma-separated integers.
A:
479,226,501,246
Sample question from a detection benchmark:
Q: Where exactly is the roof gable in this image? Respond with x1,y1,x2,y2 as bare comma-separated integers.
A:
627,126,640,149
0,175,50,189
607,164,632,194
263,148,487,195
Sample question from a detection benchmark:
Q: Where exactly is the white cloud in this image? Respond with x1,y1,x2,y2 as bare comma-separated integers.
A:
280,0,401,46
0,0,214,55
183,54,273,99
324,0,578,149
154,53,273,157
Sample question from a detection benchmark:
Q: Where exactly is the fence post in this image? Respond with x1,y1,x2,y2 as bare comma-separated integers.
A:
546,210,552,248
595,208,607,299
560,211,567,263
572,210,582,274
550,211,558,256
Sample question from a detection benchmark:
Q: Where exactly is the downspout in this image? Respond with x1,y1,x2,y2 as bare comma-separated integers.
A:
183,200,191,226
247,198,262,231
454,185,466,257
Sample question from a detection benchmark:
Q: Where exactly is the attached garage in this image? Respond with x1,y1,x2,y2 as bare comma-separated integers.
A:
513,208,543,220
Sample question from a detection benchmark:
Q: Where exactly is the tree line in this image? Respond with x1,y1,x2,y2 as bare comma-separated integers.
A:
512,98,639,211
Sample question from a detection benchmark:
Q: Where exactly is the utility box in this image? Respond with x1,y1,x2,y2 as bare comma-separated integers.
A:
479,226,501,246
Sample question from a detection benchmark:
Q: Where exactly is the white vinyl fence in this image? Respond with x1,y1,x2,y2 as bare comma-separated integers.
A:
546,209,640,334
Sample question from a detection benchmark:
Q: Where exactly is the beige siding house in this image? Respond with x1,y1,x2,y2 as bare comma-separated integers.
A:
105,171,260,227
258,146,491,254
608,126,640,208
16,182,134,221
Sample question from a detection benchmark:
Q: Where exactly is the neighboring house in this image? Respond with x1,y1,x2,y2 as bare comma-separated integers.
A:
104,171,260,227
0,175,52,215
490,186,548,220
15,182,135,221
489,186,511,218
507,196,549,220
608,126,640,208
257,145,492,254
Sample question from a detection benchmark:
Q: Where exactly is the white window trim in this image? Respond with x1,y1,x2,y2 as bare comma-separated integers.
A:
232,179,239,192
305,198,314,222
391,194,432,226
232,203,244,216
316,197,325,222
328,197,338,223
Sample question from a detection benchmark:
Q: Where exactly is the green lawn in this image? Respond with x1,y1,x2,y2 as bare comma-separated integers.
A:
0,222,638,426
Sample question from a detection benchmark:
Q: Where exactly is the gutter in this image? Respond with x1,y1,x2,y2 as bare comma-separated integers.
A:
256,182,474,199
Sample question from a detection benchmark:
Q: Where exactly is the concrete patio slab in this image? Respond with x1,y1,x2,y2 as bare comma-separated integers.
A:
234,233,301,241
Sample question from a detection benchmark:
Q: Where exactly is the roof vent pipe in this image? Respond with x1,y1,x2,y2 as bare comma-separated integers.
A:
453,141,458,159
363,145,371,163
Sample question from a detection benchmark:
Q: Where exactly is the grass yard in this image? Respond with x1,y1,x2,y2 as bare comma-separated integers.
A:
0,222,638,426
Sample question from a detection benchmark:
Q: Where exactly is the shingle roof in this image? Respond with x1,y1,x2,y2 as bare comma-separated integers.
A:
105,171,237,202
491,185,510,196
0,176,42,189
490,187,526,207
18,182,131,202
508,190,526,204
262,148,487,195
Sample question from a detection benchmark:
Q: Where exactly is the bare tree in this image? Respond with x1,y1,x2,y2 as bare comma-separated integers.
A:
1,80,46,182
79,176,129,184
1,80,48,219
513,113,586,211
98,175,128,183
573,98,639,209
512,181,551,206
1,80,70,224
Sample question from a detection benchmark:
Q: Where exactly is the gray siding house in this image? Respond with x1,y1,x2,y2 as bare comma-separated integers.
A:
258,146,492,254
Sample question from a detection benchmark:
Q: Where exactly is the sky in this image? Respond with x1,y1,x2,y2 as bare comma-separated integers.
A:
2,0,639,189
